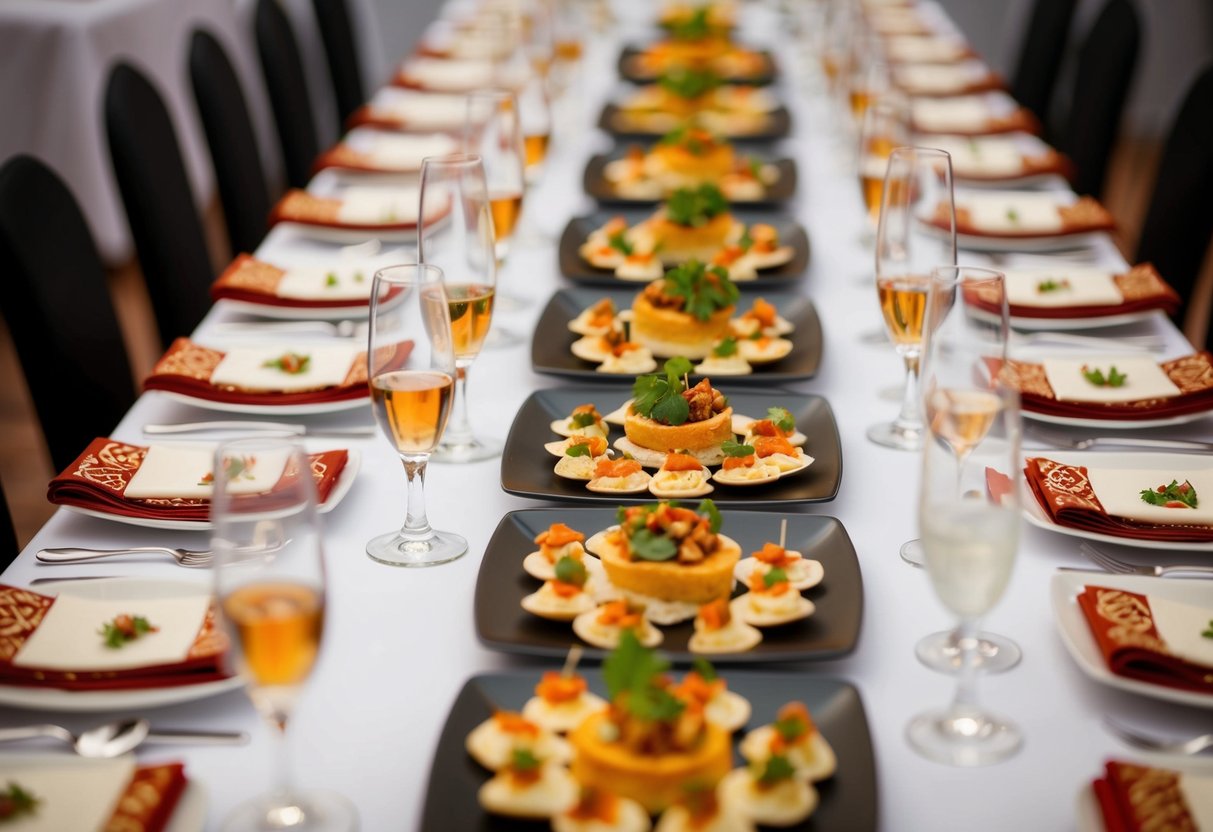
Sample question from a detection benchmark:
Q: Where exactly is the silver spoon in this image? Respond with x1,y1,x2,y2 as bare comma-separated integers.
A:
0,718,248,758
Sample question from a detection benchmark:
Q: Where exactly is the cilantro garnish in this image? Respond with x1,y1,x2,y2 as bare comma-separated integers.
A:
658,68,721,100
1201,619,1213,639
747,157,763,179
555,556,588,586
697,498,722,533
565,442,591,458
0,782,39,821
773,713,806,742
737,226,754,252
1006,208,1020,223
630,528,679,561
632,356,695,425
1037,277,1070,293
763,566,789,588
1139,479,1198,509
756,755,796,785
665,5,711,40
713,337,738,357
660,260,739,321
721,439,755,457
325,272,339,287
571,410,598,428
691,657,717,682
602,630,686,722
766,406,795,433
608,229,635,256
1081,365,1127,388
262,352,311,374
510,748,541,772
99,614,159,649
665,184,729,227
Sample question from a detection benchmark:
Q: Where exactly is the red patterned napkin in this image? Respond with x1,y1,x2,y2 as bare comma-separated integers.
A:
0,585,227,691
211,254,385,309
1077,586,1213,694
47,438,349,521
1094,761,1205,831
965,263,1180,320
1025,457,1213,542
268,189,434,232
995,353,1213,421
111,763,189,832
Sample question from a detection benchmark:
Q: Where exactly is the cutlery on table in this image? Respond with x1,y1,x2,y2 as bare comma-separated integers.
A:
211,320,365,338
37,546,214,567
1026,425,1213,453
1009,330,1165,353
1079,542,1213,578
1104,717,1213,756
0,719,248,758
143,421,376,437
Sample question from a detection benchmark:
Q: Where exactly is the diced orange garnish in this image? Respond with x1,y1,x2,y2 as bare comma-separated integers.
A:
565,435,608,457
753,542,789,565
587,301,615,327
572,403,602,418
722,453,756,470
567,788,620,822
597,600,643,629
595,245,617,258
549,580,584,599
603,216,628,236
712,244,744,267
610,341,641,356
536,522,586,547
754,435,797,458
663,453,704,472
594,458,643,478
744,297,778,327
748,418,789,438
750,223,778,242
677,670,726,704
697,597,731,631
493,711,540,737
536,671,588,704
778,702,816,736
625,252,653,265
749,570,790,595
753,239,777,253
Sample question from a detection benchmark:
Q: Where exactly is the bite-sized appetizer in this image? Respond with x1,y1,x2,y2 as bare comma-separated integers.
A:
734,407,806,446
733,542,824,591
599,342,659,374
718,755,819,827
674,661,752,732
572,599,664,649
739,702,837,782
730,297,794,338
649,452,715,498
547,433,613,459
736,332,792,364
569,299,621,337
688,596,762,654
522,556,599,621
694,337,753,376
620,360,733,463
737,224,793,270
466,710,572,771
654,787,756,832
478,748,580,819
711,440,781,486
523,671,609,734
733,568,815,627
524,522,588,581
554,436,614,481
710,244,759,282
552,403,612,438
587,457,653,494
631,262,739,359
553,787,653,832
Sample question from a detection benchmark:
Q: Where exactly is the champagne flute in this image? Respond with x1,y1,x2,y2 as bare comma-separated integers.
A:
868,146,956,451
856,93,908,241
211,437,357,831
465,90,526,264
365,262,468,566
907,365,1023,766
418,154,503,463
847,33,890,126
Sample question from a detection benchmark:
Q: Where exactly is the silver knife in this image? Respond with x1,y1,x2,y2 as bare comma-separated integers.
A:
1072,436,1213,453
144,421,376,437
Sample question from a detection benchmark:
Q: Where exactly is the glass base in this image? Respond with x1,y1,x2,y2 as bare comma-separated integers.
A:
906,705,1022,766
366,529,467,567
867,420,923,451
221,789,358,831
900,538,925,567
482,326,527,350
431,435,503,463
915,629,1023,675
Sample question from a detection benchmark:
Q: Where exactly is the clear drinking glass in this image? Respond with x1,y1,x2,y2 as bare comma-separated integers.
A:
856,93,909,236
847,33,890,127
868,146,956,451
907,368,1023,766
418,154,502,463
211,437,357,831
465,90,526,264
365,263,468,566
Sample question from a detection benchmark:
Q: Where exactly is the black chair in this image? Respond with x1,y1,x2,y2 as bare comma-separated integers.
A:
1055,0,1141,198
312,0,366,131
105,62,215,348
1135,65,1213,340
255,0,321,188
1009,0,1078,125
0,156,136,472
189,28,274,255
0,478,16,570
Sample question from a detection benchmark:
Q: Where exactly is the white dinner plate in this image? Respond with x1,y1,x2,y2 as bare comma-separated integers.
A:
1050,570,1213,709
0,579,245,712
61,449,361,531
1022,450,1213,552
155,390,369,416
1010,309,1160,331
273,222,419,245
219,299,370,321
1024,408,1212,430
957,230,1105,253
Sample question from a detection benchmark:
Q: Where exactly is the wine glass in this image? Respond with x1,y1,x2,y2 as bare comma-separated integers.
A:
365,262,468,566
847,33,890,127
906,347,1023,766
418,154,503,463
465,90,526,264
211,437,357,831
868,146,956,451
856,93,909,240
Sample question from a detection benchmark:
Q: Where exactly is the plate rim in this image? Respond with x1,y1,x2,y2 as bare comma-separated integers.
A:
154,390,370,416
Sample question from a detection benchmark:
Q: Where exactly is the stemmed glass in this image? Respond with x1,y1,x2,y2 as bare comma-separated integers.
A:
465,90,526,264
211,436,357,831
856,93,908,242
365,262,468,566
418,154,502,463
868,146,956,451
907,333,1023,766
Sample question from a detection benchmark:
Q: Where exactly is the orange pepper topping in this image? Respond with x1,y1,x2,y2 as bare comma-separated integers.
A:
549,580,584,599
535,671,588,704
696,597,732,631
753,542,790,565
711,244,744,267
748,570,791,595
567,788,620,822
594,458,643,478
565,435,608,457
492,711,540,737
754,435,797,458
663,453,704,472
748,419,787,438
597,600,644,629
585,301,616,328
535,522,585,548
603,216,628,236
625,252,653,265
721,453,756,470
744,297,778,327
676,670,726,704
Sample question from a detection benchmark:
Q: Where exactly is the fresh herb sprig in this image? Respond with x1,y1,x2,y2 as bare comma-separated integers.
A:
632,356,694,425
756,755,796,785
1139,479,1198,509
262,352,311,375
721,439,755,457
1081,365,1127,388
608,229,635,256
99,614,159,649
661,260,739,321
658,68,721,101
1201,619,1213,639
603,630,686,722
712,337,738,357
0,782,39,821
767,406,795,433
665,184,729,227
664,6,711,40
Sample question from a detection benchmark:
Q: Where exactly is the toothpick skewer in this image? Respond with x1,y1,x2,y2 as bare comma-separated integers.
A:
562,645,584,678
779,518,787,549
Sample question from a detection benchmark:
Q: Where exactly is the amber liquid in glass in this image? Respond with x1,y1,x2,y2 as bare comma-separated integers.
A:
850,88,873,120
489,191,524,241
524,133,551,170
877,275,930,347
370,370,456,454
555,40,583,61
926,388,1002,457
445,283,495,359
224,582,323,688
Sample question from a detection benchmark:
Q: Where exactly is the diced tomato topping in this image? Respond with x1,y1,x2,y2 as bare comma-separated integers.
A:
536,522,585,547
744,297,778,327
778,702,815,736
567,788,620,822
753,542,789,565
754,436,797,458
676,670,726,704
549,580,584,599
625,252,653,265
595,458,642,478
748,419,787,438
536,671,588,704
610,341,641,356
722,453,756,470
1165,500,1191,509
597,600,644,629
750,223,778,242
663,453,704,472
595,245,616,258
566,435,608,457
697,597,731,631
493,711,540,737
749,571,790,595
712,245,744,267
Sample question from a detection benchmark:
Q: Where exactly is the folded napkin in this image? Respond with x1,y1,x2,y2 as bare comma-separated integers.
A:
394,57,517,92
924,136,1072,181
994,352,1213,421
0,583,227,691
884,35,971,64
1078,587,1213,694
894,62,1000,95
965,264,1179,319
942,193,1115,238
1095,761,1213,831
0,758,188,831
48,438,350,521
210,254,386,308
911,93,1040,135
270,187,442,232
313,131,458,174
348,89,469,132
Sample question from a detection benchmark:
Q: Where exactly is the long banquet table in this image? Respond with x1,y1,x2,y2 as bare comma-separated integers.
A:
2,2,1209,829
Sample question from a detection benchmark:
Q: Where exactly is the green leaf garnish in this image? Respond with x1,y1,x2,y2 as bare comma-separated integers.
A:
1139,479,1198,509
721,439,755,457
766,406,795,433
691,657,717,682
1006,208,1020,223
658,68,721,100
1081,365,1128,388
99,615,158,649
510,747,542,772
353,271,365,283
602,630,685,722
661,260,738,322
747,157,763,179
565,442,591,458
554,556,588,586
665,184,729,227
756,754,796,785
262,352,311,374
571,410,598,428
665,5,711,39
1201,619,1213,639
651,393,690,426
763,566,789,588
325,272,339,287
737,226,754,252
713,337,738,357
697,498,722,533
773,713,807,742
608,229,635,256
1036,277,1070,293
629,527,679,561
632,357,696,425
0,782,40,821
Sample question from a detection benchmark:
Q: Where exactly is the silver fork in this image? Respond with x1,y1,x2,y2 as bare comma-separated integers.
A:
1009,330,1165,352
1104,717,1213,756
37,546,213,567
1026,425,1213,453
1079,542,1213,578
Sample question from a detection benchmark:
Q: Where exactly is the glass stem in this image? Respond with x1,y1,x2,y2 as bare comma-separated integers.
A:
274,721,292,796
951,617,981,714
444,363,475,445
893,351,922,432
399,456,433,541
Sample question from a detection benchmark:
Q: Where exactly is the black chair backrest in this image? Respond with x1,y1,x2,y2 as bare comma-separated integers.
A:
189,28,273,255
312,0,366,131
105,62,215,348
0,156,136,472
0,477,16,570
1136,65,1213,336
1056,0,1141,198
255,0,321,188
1010,0,1078,125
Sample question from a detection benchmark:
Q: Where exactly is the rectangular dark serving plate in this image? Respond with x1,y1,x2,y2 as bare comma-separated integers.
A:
500,385,842,506
532,287,823,383
616,44,779,86
559,209,810,287
475,508,862,663
421,669,878,832
598,102,792,141
583,151,798,206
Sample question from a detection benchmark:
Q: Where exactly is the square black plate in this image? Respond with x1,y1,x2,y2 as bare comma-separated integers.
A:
500,385,842,506
598,102,792,142
531,287,823,383
475,508,862,663
420,669,878,832
559,209,810,287
583,151,798,206
616,45,779,86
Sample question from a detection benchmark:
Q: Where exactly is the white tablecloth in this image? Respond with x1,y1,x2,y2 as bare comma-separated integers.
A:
2,3,1209,830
